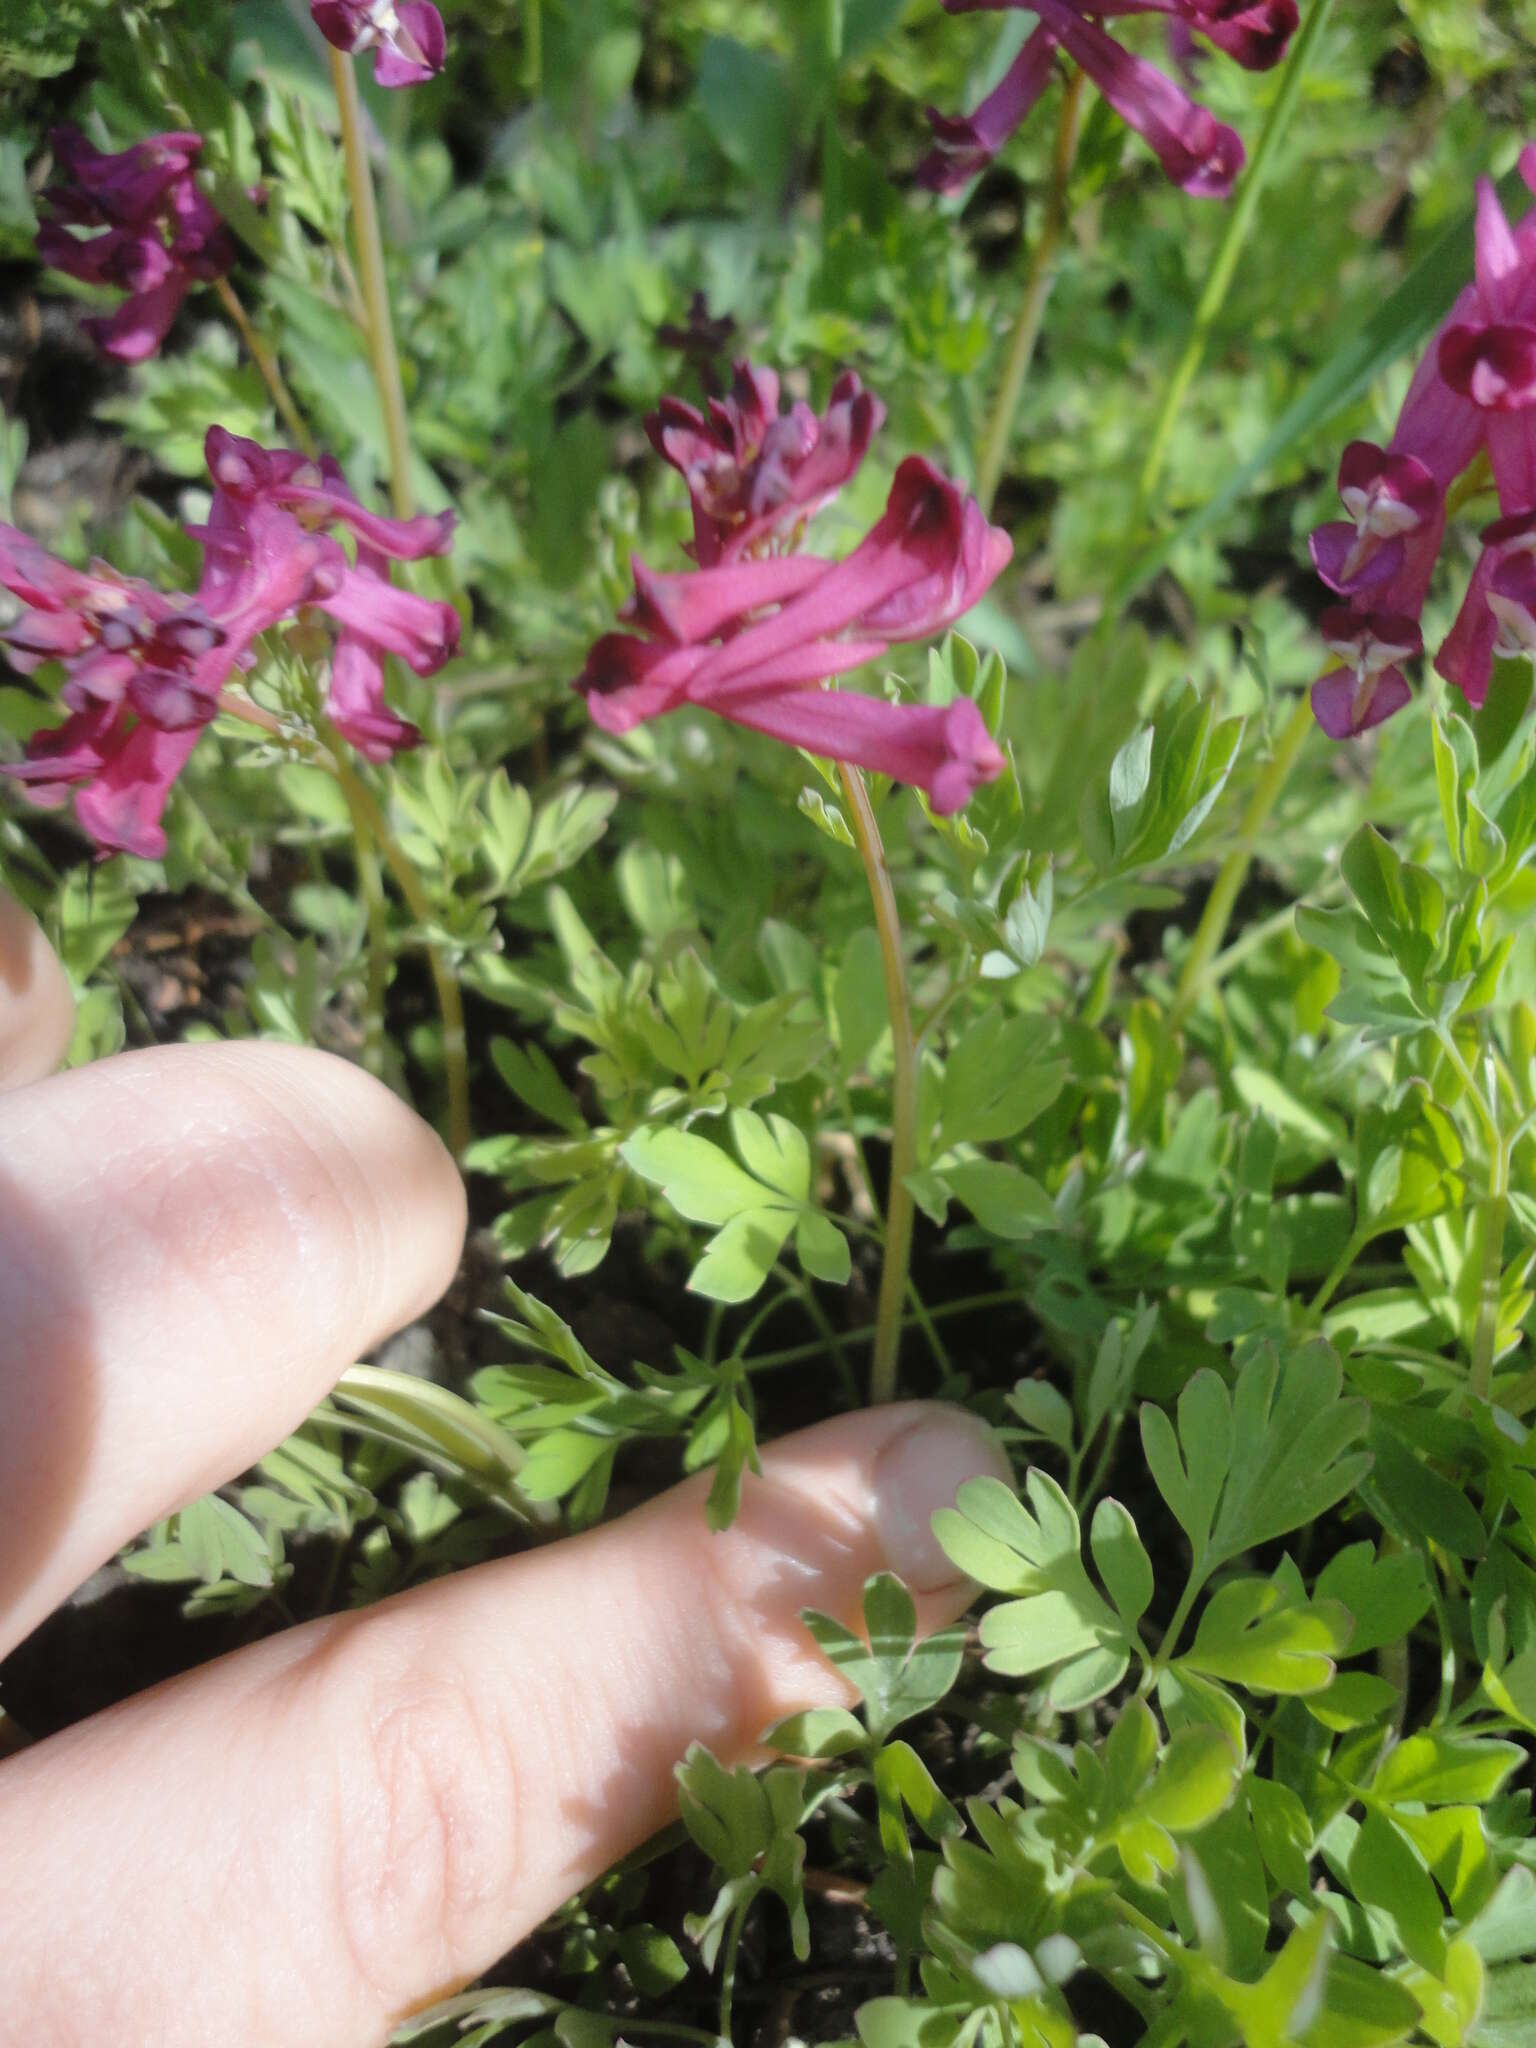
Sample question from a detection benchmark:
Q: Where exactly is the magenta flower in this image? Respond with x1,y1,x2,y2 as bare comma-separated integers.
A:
1,507,333,857
310,0,447,86
576,431,1012,813
917,0,1288,199
37,128,234,363
647,363,887,567
3,434,460,856
1307,146,1536,735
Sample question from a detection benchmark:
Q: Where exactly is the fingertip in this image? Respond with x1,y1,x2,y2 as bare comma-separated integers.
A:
744,1399,1011,1623
870,1401,1013,1598
0,891,74,1090
219,1042,468,1340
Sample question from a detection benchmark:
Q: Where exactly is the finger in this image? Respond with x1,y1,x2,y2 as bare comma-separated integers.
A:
0,889,73,1089
0,1041,466,1658
0,1402,1008,2048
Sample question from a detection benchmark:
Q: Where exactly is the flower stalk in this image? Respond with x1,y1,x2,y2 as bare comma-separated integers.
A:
1129,0,1338,527
332,762,391,1078
837,763,918,1405
1470,1137,1510,1404
975,68,1087,515
329,46,417,520
324,735,471,1156
213,277,317,459
1170,688,1313,1026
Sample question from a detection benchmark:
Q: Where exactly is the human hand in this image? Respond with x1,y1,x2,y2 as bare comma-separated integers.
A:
0,888,1007,2048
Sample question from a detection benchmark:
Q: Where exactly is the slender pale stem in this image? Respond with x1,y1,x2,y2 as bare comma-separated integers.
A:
974,69,1087,515
1170,689,1313,1027
822,0,847,256
332,764,392,1079
1128,0,1339,525
1309,1232,1365,1321
214,691,465,1140
1470,1140,1509,1403
325,740,471,1156
330,47,416,519
837,765,918,1405
213,277,317,456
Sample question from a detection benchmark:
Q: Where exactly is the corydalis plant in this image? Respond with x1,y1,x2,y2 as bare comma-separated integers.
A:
577,365,1010,812
2,429,458,858
916,0,1298,199
1309,146,1536,737
311,0,447,86
37,127,234,362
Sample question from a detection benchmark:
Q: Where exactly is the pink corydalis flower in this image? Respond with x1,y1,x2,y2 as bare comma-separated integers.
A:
647,363,887,567
0,507,335,856
917,0,1283,199
196,429,460,759
311,0,447,86
576,440,1012,814
1306,146,1536,736
2,435,460,855
37,128,234,363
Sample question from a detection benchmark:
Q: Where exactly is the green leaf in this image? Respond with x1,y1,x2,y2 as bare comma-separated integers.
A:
1180,1576,1353,1695
936,1474,1132,1704
1373,1732,1526,1807
801,1574,966,1744
694,37,799,199
1367,1425,1487,1559
940,1160,1057,1239
1313,1544,1432,1658
491,1037,586,1136
795,1210,851,1285
729,1109,810,1204
1339,826,1446,988
1347,1811,1446,1975
1088,1497,1153,1632
874,1740,964,1854
1135,1723,1242,1837
837,926,890,1078
676,1742,772,1879
1142,1345,1372,1595
936,1008,1067,1152
763,1707,868,1759
620,1122,810,1304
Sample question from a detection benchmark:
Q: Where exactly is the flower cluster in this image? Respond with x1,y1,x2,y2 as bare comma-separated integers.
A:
311,0,447,87
1309,148,1536,739
917,0,1298,200
2,430,458,859
646,364,888,567
578,365,1011,813
36,127,235,363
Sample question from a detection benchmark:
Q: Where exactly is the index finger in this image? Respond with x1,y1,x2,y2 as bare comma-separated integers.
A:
0,888,73,1089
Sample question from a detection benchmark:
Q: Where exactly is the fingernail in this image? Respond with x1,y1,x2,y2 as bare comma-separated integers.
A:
872,1405,1013,1593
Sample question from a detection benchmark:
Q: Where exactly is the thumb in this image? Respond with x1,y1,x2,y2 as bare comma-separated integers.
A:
0,1401,1008,2048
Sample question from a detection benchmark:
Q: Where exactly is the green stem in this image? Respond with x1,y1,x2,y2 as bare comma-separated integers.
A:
1170,690,1313,1028
330,46,416,519
332,761,391,1080
1470,1141,1510,1404
522,0,542,91
325,741,471,1157
1128,0,1338,527
837,764,918,1406
214,277,317,456
974,69,1087,514
1151,1564,1208,1674
1309,1231,1365,1321
718,1896,748,2042
822,0,846,256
